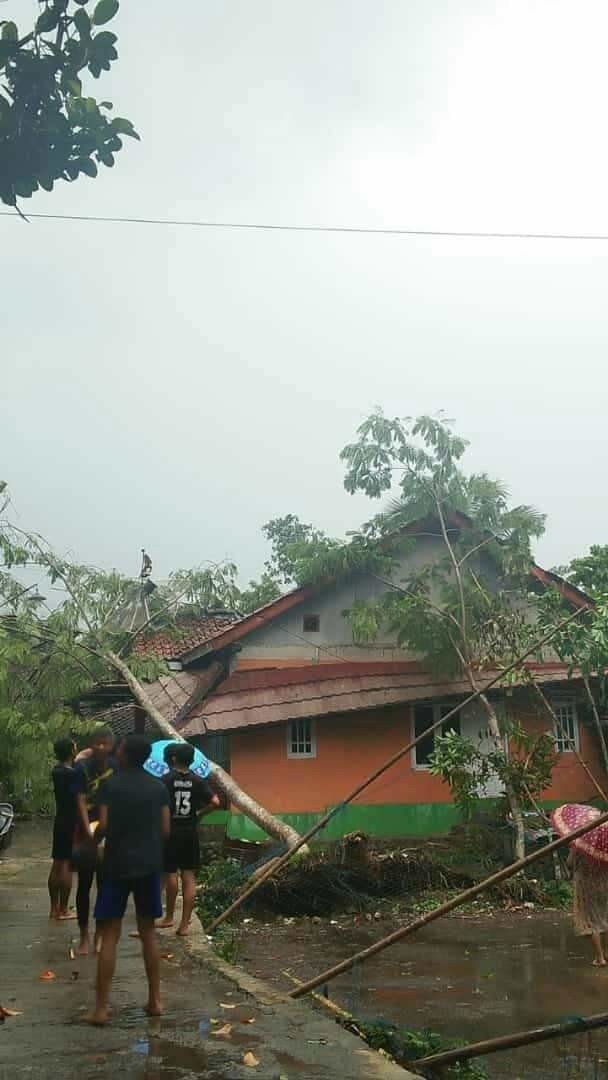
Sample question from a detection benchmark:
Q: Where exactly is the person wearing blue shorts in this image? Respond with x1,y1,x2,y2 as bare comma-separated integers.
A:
84,734,170,1026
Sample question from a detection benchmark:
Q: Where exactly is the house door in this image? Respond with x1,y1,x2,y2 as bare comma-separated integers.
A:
460,698,507,798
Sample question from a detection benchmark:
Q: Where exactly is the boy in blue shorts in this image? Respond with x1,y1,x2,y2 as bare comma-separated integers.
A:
84,734,170,1026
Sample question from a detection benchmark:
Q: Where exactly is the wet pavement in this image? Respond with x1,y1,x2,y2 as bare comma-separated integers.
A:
0,822,410,1080
239,907,608,1078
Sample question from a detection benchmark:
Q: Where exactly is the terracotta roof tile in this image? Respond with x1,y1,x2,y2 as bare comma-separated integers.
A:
133,615,240,661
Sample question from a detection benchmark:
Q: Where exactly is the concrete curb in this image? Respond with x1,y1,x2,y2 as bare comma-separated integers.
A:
183,911,421,1079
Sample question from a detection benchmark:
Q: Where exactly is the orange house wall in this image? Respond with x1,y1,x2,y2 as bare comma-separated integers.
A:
229,704,606,815
517,704,604,804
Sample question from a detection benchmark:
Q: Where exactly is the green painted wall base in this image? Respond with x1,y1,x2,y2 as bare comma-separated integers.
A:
214,802,463,843
205,797,597,844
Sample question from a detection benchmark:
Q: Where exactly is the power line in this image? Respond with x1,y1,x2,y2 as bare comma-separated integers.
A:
3,209,608,241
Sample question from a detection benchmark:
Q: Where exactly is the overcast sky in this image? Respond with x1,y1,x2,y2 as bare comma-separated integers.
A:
2,0,607,585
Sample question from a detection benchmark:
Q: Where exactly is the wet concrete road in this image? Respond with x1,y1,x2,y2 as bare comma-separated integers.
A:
240,907,608,1078
0,823,410,1080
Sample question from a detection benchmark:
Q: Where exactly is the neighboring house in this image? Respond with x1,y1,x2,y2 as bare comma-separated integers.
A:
87,521,602,842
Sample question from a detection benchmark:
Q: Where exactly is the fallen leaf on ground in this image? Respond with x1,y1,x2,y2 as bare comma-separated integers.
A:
160,952,174,961
243,1052,259,1067
219,1002,236,1009
68,947,75,961
240,1017,256,1024
39,971,56,981
0,1006,22,1018
212,1024,233,1038
71,972,79,981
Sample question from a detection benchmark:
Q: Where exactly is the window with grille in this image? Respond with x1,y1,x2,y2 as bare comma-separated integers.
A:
287,718,316,758
553,700,579,753
412,703,461,768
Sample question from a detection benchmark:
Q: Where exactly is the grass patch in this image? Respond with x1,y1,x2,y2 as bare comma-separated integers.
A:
347,1018,488,1079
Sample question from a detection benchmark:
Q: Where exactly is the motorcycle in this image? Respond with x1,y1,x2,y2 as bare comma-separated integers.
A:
0,803,14,854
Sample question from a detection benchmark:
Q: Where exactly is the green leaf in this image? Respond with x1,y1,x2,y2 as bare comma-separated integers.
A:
110,116,139,139
78,158,98,178
92,0,119,25
91,30,117,47
99,100,113,109
0,94,11,127
38,174,55,192
13,178,36,198
64,77,82,96
73,9,91,38
1,22,18,42
36,7,60,33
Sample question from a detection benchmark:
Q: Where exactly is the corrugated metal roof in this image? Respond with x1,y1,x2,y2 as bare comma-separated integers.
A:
181,662,577,736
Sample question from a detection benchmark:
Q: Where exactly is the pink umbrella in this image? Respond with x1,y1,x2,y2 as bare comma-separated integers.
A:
551,803,608,864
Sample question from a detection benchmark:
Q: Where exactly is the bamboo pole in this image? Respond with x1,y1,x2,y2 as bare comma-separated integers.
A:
206,605,585,933
288,805,608,999
282,971,351,1019
414,1010,608,1070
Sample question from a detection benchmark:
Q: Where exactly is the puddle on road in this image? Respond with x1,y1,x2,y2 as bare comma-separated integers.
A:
274,1049,310,1072
149,1037,210,1071
240,910,608,1078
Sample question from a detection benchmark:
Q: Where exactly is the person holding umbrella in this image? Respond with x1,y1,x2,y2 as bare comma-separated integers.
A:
553,804,608,966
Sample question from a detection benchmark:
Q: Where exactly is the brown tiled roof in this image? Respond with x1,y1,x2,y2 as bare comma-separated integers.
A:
181,660,580,736
133,614,240,661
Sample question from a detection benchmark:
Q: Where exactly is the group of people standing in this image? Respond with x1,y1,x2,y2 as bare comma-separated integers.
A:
48,727,219,1024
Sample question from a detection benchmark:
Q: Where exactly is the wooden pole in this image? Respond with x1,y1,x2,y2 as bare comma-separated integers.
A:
206,605,586,933
288,805,608,999
414,1010,608,1070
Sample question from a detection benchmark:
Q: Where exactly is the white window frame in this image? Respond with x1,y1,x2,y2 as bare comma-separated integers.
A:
552,699,579,754
287,717,317,759
411,703,460,771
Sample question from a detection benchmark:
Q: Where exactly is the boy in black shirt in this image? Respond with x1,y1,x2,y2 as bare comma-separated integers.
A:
86,734,170,1025
71,727,117,955
160,742,219,936
48,737,77,920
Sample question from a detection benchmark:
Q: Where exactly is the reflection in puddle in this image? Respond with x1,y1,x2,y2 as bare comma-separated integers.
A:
240,911,608,1078
150,1038,209,1071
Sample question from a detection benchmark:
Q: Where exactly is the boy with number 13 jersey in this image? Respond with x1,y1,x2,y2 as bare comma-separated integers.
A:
160,743,220,935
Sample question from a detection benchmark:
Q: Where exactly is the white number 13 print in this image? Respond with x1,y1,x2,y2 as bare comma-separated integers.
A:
175,790,192,816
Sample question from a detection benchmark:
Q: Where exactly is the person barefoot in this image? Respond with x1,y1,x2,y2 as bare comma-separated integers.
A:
162,743,220,938
87,735,170,1024
48,738,77,920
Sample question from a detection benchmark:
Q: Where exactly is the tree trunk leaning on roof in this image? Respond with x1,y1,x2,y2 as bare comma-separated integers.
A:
107,651,306,851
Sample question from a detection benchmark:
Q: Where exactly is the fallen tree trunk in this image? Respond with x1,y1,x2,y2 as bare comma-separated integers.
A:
106,651,305,850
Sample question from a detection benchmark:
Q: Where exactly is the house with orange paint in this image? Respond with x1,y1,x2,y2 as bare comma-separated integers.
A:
97,518,604,842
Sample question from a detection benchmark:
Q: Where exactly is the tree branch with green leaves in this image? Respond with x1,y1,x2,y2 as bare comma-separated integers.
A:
0,0,138,208
341,409,548,858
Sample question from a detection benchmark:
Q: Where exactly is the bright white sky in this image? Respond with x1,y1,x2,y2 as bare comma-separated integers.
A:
2,0,607,584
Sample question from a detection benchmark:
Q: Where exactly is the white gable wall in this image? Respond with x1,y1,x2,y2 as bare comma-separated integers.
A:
238,533,505,663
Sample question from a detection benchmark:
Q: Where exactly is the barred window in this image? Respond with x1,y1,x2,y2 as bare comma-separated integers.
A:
287,718,316,758
553,700,578,753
